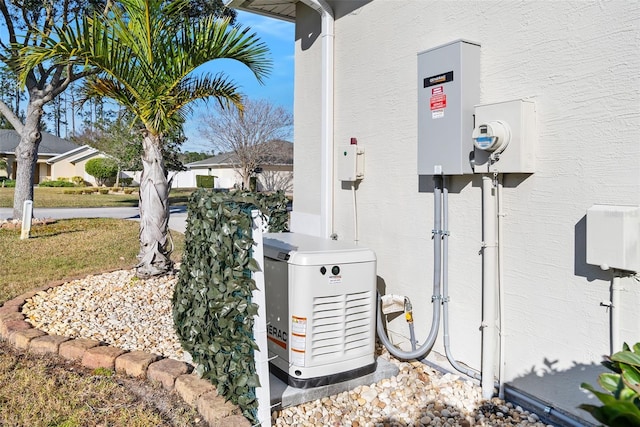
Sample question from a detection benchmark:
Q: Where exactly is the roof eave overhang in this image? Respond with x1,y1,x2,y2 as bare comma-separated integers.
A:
226,0,296,22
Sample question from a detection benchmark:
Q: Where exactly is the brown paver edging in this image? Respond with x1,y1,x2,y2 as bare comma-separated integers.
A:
0,288,248,427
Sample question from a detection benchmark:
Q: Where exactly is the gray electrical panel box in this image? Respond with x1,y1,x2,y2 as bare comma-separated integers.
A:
417,40,480,175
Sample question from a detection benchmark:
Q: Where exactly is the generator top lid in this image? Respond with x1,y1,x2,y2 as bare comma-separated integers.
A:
263,232,376,266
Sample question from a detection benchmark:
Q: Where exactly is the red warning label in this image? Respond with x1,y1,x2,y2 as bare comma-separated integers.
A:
432,86,444,95
430,94,447,110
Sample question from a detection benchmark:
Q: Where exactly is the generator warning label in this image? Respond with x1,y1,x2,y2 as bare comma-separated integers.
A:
291,316,307,366
430,94,446,110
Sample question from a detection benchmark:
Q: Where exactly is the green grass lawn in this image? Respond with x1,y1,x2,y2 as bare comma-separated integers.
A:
0,218,184,303
0,218,193,426
0,187,194,209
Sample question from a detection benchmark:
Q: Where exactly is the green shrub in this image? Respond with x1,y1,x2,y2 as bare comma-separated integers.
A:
120,177,134,187
62,189,75,194
99,189,109,195
173,190,289,423
195,175,215,188
0,178,16,187
85,158,118,186
124,188,134,195
39,179,75,187
83,189,95,194
580,342,640,426
71,176,85,186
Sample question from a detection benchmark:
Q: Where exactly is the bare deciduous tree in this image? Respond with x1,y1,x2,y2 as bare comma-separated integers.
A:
199,98,293,189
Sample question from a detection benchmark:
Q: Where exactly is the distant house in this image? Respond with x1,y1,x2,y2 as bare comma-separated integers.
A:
46,144,105,186
162,141,294,192
0,130,80,183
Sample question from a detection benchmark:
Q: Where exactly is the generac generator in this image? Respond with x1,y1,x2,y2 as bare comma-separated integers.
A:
263,232,377,388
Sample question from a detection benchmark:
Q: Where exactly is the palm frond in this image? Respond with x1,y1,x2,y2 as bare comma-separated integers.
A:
19,0,272,145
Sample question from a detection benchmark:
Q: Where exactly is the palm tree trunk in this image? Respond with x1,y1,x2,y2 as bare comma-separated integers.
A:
136,131,173,278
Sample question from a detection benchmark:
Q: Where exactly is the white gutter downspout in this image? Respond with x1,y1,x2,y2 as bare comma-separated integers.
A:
301,0,335,238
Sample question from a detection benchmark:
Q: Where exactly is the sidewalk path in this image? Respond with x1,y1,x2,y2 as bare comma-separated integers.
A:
0,206,187,233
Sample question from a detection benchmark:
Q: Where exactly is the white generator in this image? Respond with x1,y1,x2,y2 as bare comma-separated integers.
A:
263,232,377,388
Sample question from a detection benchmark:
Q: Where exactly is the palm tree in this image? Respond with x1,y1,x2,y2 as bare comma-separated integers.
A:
20,0,271,277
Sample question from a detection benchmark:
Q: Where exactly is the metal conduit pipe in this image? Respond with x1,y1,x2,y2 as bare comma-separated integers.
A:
497,174,507,399
481,175,498,399
611,271,623,353
442,177,481,381
376,175,443,360
504,386,591,427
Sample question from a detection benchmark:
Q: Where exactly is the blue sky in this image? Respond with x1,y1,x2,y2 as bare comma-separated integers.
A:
183,11,295,152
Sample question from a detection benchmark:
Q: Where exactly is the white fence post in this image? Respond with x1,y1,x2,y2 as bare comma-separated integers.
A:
251,210,271,427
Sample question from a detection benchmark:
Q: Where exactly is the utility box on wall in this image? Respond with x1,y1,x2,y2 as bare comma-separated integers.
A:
417,40,480,175
337,144,365,182
472,99,536,174
586,205,640,272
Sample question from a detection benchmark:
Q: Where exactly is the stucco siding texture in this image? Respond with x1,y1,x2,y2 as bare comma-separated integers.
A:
294,0,639,421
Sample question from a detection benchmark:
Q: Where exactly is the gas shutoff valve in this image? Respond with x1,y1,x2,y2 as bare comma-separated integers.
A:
472,120,511,154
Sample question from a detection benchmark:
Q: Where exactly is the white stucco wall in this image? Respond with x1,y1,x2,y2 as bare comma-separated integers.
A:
293,0,640,422
292,2,324,226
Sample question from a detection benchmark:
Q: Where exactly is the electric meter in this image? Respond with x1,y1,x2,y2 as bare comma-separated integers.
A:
472,120,511,153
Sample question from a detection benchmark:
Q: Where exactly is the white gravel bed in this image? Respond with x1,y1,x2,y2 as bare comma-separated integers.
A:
21,269,552,426
22,269,186,361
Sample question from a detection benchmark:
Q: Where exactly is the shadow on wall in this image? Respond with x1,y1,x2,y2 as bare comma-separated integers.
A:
417,173,534,194
574,215,610,282
296,1,373,51
508,357,606,424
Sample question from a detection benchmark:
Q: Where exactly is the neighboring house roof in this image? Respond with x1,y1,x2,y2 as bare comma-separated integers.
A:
226,0,295,22
187,152,236,169
186,141,294,169
0,129,80,156
47,145,101,164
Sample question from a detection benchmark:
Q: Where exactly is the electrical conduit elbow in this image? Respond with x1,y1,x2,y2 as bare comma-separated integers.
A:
377,176,443,360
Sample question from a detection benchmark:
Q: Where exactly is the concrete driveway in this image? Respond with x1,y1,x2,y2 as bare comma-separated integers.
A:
0,206,187,233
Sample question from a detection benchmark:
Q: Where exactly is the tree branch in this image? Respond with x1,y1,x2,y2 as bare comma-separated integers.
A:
0,100,24,133
0,0,17,46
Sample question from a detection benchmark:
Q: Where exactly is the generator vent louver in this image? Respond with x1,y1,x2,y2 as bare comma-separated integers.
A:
311,290,373,361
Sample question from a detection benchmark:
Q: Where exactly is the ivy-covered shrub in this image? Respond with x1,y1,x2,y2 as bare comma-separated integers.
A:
0,178,15,187
580,342,640,426
172,189,288,423
196,175,216,188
